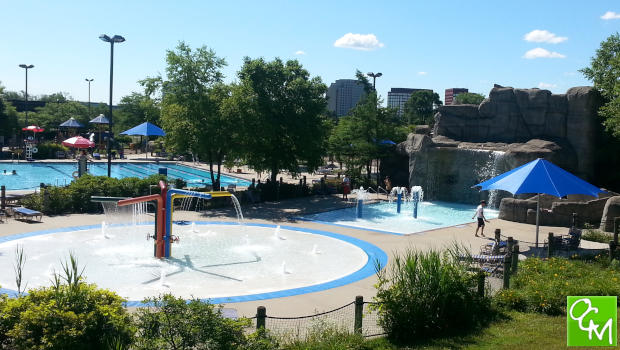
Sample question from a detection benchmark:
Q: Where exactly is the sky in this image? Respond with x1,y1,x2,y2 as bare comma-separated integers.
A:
0,0,618,105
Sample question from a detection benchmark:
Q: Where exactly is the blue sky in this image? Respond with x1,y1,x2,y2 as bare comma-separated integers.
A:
1,0,618,105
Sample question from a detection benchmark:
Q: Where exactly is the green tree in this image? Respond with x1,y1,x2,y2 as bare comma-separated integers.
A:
234,57,328,182
0,83,20,143
453,92,485,105
115,92,161,132
30,100,89,131
403,90,442,125
141,42,231,188
580,32,620,138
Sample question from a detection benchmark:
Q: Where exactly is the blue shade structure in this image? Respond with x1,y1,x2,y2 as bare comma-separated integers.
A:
473,158,606,246
59,117,84,128
89,114,110,124
120,122,166,136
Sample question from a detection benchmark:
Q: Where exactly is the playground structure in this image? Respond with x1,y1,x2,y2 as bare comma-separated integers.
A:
115,180,232,258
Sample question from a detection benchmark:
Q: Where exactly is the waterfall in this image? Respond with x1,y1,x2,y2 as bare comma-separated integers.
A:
474,150,505,208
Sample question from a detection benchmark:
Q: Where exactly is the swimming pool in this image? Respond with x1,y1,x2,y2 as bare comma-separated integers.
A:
300,201,499,235
0,162,251,190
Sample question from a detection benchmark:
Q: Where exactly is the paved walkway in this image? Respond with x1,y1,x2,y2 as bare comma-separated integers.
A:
0,194,607,318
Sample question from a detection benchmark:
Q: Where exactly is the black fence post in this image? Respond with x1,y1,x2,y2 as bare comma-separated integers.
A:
256,306,266,330
354,295,363,334
511,245,519,274
0,185,5,210
494,229,501,243
610,241,617,261
507,236,514,254
572,212,577,228
477,271,485,297
502,255,511,289
547,232,554,258
614,217,620,245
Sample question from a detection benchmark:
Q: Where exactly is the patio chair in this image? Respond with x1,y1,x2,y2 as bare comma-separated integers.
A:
13,207,43,222
480,241,507,255
544,227,582,251
56,151,66,159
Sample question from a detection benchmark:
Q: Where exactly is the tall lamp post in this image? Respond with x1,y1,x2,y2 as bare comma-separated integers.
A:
85,78,94,118
99,34,125,177
367,72,382,188
19,64,35,125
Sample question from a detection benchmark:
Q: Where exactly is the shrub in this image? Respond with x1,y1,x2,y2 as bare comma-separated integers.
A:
373,248,492,345
133,294,249,350
495,257,620,315
582,229,613,243
0,256,134,350
282,324,369,350
32,142,69,160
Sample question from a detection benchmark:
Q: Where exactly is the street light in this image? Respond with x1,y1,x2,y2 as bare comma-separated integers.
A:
18,64,34,125
99,34,125,177
367,72,382,90
85,78,94,118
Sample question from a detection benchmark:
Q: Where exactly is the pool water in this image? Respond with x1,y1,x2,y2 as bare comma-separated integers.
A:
0,162,250,190
301,201,499,235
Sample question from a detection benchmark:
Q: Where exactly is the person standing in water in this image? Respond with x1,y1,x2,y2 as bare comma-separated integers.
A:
472,200,490,237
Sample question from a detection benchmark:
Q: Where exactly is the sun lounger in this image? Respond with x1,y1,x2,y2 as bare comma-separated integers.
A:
13,207,43,222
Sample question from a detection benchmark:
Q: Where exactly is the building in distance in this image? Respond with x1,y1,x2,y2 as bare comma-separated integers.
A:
445,88,468,105
387,88,432,116
326,79,366,117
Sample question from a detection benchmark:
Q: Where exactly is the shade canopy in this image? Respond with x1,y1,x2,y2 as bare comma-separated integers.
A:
22,125,44,132
90,114,110,124
62,136,95,149
59,117,84,128
120,122,166,136
474,158,605,198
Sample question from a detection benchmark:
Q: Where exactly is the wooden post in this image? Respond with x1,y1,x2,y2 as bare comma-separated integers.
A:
494,229,501,243
502,255,511,289
354,295,363,334
614,217,620,245
511,245,519,274
572,212,577,228
477,271,485,297
0,185,5,210
547,232,554,258
610,241,617,261
256,306,266,330
507,236,514,254
303,175,307,187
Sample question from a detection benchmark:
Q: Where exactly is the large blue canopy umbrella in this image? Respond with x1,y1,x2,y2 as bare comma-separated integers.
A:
473,158,606,247
120,122,166,137
59,117,84,128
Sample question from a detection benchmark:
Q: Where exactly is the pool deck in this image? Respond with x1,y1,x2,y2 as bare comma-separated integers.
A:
0,194,607,318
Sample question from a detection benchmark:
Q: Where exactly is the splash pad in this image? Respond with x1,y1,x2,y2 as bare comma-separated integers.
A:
0,183,386,305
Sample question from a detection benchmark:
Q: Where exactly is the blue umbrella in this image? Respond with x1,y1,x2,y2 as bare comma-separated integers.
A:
473,158,606,246
120,122,166,137
89,114,110,124
59,117,84,128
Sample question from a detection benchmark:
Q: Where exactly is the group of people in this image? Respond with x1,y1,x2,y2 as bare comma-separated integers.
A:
2,170,17,175
341,174,491,237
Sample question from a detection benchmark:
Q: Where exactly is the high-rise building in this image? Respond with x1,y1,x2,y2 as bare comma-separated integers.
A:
445,88,468,105
326,79,366,117
387,88,432,116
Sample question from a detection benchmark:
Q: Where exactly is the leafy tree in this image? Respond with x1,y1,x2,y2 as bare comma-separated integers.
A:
234,57,328,182
115,92,161,132
0,83,20,143
141,42,231,189
355,69,373,94
403,90,442,125
580,32,620,138
453,92,485,105
30,100,89,131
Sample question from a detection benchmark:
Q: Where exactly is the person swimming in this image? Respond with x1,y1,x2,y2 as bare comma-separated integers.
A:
11,170,17,175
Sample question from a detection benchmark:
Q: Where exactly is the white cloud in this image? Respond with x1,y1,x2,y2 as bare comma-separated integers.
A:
523,30,567,44
418,71,427,75
601,11,620,20
333,33,384,51
523,48,566,59
294,50,306,55
538,82,557,89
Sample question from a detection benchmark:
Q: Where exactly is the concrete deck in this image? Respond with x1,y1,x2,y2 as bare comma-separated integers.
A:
0,194,607,318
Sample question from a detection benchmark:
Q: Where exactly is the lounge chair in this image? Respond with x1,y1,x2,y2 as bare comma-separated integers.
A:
544,227,582,251
13,207,43,222
227,184,237,193
480,241,507,255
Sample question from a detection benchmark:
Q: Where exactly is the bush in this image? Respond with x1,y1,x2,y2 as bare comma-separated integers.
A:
133,294,249,350
282,324,370,350
495,257,620,315
582,228,613,243
373,248,492,345
0,256,134,350
32,142,69,160
255,181,309,201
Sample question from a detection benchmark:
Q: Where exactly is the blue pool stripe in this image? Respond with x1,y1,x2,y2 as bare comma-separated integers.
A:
0,221,387,307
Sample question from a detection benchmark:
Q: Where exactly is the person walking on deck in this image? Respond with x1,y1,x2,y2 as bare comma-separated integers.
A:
472,200,490,237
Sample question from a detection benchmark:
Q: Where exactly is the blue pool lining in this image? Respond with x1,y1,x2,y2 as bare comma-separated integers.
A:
0,221,388,307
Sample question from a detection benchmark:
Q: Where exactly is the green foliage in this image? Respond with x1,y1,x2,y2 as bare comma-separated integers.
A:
115,92,161,133
495,257,620,315
0,256,134,350
403,90,442,125
580,32,620,138
582,227,613,243
0,83,20,140
133,294,248,350
453,92,485,105
20,174,171,215
32,142,69,159
282,324,370,350
373,248,492,345
233,57,328,182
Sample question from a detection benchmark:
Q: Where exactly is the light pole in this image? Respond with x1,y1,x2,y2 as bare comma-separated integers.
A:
367,72,382,90
99,34,125,177
19,64,34,125
85,78,94,118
